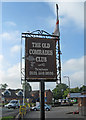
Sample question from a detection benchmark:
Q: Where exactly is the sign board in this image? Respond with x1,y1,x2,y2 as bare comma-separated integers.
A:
25,37,57,81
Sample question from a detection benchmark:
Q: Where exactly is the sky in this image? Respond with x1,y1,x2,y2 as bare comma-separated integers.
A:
0,0,85,90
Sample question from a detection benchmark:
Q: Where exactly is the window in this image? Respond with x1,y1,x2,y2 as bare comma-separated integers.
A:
17,90,23,96
4,90,11,96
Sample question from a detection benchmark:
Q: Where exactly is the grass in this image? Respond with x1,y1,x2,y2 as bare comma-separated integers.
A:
1,116,14,120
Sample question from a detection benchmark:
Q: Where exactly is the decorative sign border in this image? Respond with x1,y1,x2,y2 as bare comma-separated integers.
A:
25,37,57,82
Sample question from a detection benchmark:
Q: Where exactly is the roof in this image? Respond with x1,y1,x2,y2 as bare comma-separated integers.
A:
78,95,86,98
81,91,86,95
2,89,23,98
45,89,52,93
70,93,81,98
30,89,52,93
4,90,17,98
30,90,39,94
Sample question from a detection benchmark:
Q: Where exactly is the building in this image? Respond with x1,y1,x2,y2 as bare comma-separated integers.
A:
68,93,81,103
78,91,86,116
68,92,86,116
44,89,53,104
2,89,23,103
1,89,53,105
30,89,53,104
30,90,39,103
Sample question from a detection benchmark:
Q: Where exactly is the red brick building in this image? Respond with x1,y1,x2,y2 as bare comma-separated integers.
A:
78,91,86,116
44,89,53,104
30,89,53,104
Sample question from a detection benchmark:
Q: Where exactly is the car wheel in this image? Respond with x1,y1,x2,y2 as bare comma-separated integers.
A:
34,108,37,111
14,107,16,109
46,108,49,111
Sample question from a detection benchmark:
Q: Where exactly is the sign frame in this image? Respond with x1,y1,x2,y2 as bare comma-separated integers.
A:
25,37,57,82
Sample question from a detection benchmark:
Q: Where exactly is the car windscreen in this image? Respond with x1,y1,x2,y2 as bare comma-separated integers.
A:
10,101,18,103
37,105,40,107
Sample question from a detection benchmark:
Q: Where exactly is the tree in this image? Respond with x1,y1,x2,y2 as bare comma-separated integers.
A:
80,85,86,92
63,88,70,99
70,87,80,93
0,83,8,89
52,83,68,100
22,81,32,98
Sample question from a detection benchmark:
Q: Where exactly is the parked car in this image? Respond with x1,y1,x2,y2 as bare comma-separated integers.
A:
5,99,20,109
60,99,73,106
31,104,51,111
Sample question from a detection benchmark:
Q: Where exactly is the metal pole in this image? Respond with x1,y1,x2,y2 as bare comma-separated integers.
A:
58,39,61,84
68,77,70,97
23,81,25,106
40,81,45,120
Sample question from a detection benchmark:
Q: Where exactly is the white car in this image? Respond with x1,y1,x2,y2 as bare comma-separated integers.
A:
5,100,20,109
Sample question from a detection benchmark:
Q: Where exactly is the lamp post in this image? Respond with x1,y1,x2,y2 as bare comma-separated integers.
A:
63,76,70,98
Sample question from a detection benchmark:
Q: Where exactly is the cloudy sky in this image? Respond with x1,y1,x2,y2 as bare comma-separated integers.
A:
0,0,85,90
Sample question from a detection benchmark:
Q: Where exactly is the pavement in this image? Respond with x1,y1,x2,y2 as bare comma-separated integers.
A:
24,104,85,119
0,107,19,117
0,107,2,118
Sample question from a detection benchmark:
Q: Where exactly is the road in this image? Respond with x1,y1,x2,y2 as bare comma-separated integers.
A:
0,107,2,118
0,107,19,118
24,104,85,119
